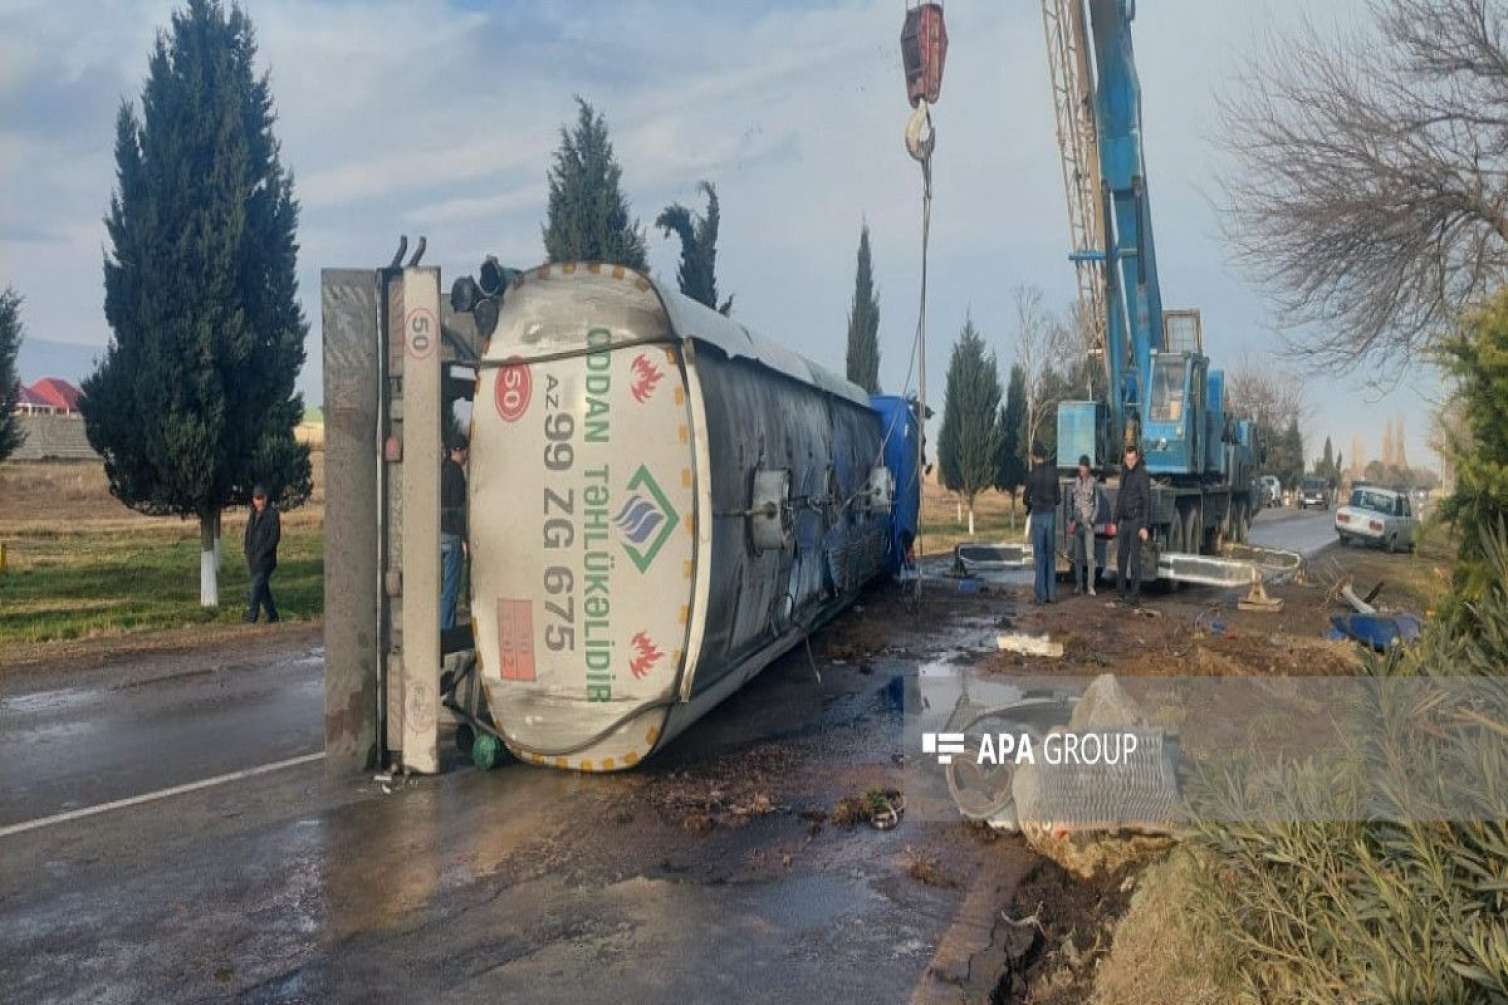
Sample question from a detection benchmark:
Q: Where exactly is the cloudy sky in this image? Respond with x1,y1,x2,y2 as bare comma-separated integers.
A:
0,0,1441,469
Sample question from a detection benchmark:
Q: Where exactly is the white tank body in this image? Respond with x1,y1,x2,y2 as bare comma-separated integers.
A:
469,263,895,771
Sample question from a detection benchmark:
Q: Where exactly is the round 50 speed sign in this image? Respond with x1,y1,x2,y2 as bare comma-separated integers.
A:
404,306,438,359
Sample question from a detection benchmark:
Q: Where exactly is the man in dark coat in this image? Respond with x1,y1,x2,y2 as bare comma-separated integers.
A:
1023,441,1061,604
1113,443,1152,606
440,435,469,629
243,483,281,623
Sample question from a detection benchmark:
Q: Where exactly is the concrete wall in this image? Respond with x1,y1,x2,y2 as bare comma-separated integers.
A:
10,414,98,462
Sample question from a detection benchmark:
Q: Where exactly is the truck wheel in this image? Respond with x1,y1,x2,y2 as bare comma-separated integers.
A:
1187,508,1204,556
1164,510,1183,554
1387,533,1398,554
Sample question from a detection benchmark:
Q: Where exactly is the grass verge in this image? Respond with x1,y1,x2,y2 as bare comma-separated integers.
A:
0,520,322,646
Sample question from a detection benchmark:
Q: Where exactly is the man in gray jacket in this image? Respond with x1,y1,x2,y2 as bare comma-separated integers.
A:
1068,455,1108,596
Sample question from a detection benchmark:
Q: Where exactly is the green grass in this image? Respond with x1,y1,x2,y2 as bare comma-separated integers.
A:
918,510,1027,555
0,523,323,645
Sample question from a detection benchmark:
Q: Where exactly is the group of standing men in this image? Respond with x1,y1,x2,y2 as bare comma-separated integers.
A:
1022,441,1152,608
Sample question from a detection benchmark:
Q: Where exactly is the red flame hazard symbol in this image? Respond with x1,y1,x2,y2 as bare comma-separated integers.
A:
628,631,664,679
630,353,664,403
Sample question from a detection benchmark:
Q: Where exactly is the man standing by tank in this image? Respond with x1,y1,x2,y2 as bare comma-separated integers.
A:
1068,455,1107,596
1114,443,1152,607
440,435,469,630
243,484,281,623
1024,441,1061,605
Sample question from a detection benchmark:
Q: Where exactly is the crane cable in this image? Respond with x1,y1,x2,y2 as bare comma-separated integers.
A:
905,100,935,600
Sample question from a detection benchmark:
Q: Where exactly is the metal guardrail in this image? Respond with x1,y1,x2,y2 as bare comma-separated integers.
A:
954,539,1302,608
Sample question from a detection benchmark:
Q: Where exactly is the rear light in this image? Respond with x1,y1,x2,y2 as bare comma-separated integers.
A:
1338,513,1350,523
1369,520,1383,532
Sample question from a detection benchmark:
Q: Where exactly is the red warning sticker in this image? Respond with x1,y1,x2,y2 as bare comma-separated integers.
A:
494,357,531,422
497,598,536,681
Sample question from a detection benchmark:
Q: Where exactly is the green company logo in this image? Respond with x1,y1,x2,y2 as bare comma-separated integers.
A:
612,465,679,573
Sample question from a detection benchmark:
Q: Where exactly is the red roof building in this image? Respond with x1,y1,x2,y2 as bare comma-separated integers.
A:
29,378,82,413
12,383,53,414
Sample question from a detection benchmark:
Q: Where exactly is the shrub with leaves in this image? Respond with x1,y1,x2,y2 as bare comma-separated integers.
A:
1190,534,1508,1003
1440,290,1508,614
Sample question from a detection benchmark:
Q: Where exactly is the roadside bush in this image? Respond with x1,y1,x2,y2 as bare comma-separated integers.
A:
1189,535,1508,1004
1439,291,1508,621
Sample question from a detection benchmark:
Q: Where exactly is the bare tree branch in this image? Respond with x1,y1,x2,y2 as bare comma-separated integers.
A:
1217,0,1508,379
1010,284,1075,447
1225,355,1310,432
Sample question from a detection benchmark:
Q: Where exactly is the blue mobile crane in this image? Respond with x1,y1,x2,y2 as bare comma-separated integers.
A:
1044,0,1260,560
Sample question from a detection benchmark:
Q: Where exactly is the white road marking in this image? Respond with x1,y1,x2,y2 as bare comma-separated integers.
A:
0,750,325,839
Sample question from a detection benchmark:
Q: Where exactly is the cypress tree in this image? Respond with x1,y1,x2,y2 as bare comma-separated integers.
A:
937,315,1003,535
656,181,732,314
1321,435,1334,478
0,288,25,462
997,364,1028,527
82,0,310,608
542,98,647,269
845,225,881,394
1439,292,1508,608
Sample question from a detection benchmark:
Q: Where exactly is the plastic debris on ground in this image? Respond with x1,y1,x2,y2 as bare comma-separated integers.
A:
1326,612,1423,651
998,632,1064,658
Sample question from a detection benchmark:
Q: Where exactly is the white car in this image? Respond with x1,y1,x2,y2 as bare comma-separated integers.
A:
1336,486,1417,552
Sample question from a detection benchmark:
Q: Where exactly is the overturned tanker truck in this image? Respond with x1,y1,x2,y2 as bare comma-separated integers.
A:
320,251,919,776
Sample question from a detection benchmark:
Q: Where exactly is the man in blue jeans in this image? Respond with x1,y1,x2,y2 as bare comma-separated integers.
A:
440,435,469,629
1023,441,1061,604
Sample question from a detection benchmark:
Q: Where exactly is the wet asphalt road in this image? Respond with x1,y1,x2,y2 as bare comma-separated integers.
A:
0,640,324,828
1247,503,1338,557
0,599,1014,1003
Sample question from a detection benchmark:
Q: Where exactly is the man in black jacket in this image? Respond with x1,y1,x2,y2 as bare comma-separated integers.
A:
1023,442,1061,604
243,483,281,623
1113,443,1152,606
440,435,469,629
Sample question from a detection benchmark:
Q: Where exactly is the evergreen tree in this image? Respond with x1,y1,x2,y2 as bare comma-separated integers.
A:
996,364,1028,527
1336,450,1344,481
1440,291,1508,608
542,98,647,269
1267,416,1306,489
83,0,311,608
936,316,1003,535
656,180,731,314
1321,436,1334,479
0,288,25,462
845,225,881,393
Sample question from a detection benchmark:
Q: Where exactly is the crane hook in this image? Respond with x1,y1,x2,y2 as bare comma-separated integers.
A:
905,101,935,163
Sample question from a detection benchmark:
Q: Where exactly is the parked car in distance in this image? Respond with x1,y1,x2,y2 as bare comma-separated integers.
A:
1297,477,1331,510
1259,475,1282,508
1336,485,1416,552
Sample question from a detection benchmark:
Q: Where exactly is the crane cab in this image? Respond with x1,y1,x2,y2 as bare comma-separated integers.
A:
1143,310,1208,476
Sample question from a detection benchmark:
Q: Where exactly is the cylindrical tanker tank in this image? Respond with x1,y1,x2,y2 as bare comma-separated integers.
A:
468,262,912,771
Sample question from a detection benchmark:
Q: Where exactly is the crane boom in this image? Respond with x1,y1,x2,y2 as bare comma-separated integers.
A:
1036,0,1262,560
1039,0,1107,369
1086,0,1165,448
